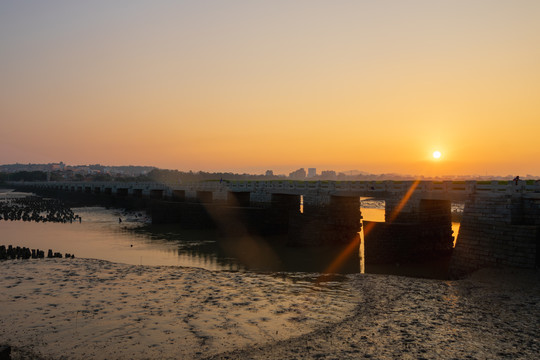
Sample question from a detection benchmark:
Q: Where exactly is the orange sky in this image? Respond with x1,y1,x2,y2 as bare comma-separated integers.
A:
1,1,540,176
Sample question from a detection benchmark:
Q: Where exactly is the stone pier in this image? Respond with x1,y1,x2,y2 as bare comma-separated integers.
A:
450,194,540,277
363,198,454,264
288,195,361,246
13,180,540,274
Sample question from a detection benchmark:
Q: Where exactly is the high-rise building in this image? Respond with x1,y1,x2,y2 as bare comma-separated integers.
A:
289,168,307,180
307,168,317,178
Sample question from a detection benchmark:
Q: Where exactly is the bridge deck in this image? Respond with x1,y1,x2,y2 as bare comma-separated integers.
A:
16,180,540,201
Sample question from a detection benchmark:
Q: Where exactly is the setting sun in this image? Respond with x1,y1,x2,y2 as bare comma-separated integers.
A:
1,1,540,177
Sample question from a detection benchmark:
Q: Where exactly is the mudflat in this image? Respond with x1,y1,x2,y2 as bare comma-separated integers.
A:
1,259,538,359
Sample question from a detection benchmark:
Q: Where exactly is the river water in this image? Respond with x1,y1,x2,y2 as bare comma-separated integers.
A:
0,190,461,277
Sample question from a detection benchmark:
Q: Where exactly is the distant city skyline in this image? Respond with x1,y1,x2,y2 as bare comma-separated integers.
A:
2,161,538,180
1,1,539,177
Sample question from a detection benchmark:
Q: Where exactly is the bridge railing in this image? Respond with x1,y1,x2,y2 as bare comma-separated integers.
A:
11,179,540,198
474,181,511,194
472,180,540,194
524,180,540,193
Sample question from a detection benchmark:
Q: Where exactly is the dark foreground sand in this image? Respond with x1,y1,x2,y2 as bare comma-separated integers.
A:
1,259,538,359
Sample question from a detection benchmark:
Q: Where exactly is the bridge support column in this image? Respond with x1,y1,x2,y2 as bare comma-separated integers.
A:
364,198,453,264
116,188,128,197
450,195,539,277
288,195,361,246
149,189,163,199
227,192,251,207
172,190,186,202
302,192,330,214
265,194,300,234
196,191,213,203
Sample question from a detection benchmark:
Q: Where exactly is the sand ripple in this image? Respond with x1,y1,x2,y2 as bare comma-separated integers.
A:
0,259,357,359
1,260,538,359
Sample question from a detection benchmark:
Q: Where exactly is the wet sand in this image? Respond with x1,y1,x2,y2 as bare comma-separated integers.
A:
1,259,538,359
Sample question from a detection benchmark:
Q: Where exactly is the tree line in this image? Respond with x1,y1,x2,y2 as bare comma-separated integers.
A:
0,169,283,184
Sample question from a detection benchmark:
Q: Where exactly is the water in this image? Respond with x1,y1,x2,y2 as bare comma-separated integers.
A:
1,190,462,276
1,205,242,270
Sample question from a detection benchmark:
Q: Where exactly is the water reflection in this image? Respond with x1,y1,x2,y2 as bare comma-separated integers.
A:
1,196,462,276
137,223,362,273
1,205,361,273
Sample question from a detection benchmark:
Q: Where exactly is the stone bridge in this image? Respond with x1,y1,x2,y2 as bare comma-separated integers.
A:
19,179,540,202
13,180,540,275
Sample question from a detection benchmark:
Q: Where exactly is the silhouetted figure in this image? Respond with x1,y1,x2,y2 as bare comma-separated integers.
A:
513,176,520,185
119,217,122,223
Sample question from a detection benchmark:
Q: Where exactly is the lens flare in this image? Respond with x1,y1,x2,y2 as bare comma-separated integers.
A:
318,180,421,280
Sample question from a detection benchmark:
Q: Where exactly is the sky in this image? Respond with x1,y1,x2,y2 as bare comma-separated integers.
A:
1,0,540,177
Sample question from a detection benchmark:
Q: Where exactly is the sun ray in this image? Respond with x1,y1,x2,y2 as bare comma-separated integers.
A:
386,180,421,223
318,180,421,280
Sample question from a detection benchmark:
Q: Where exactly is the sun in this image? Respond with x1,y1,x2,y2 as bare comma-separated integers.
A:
432,151,442,159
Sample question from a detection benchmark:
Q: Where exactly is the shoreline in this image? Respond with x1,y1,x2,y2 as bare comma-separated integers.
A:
1,258,539,359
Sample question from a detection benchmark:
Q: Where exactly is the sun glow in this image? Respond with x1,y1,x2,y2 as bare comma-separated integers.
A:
432,151,442,159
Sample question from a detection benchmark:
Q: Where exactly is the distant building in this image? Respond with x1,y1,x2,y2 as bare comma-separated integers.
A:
307,168,317,178
265,170,274,177
50,162,65,171
320,170,337,180
289,168,306,180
